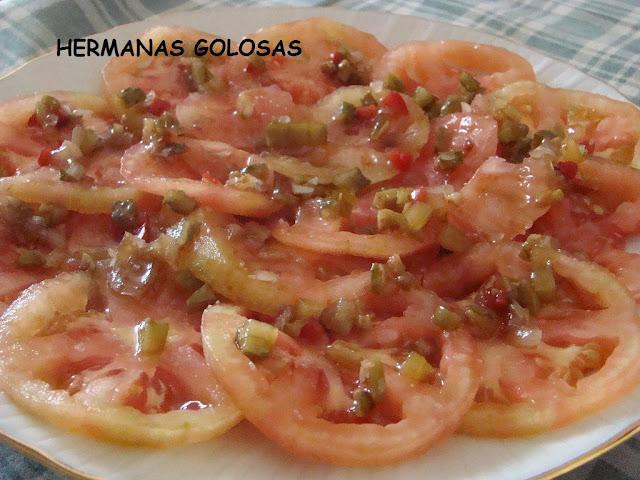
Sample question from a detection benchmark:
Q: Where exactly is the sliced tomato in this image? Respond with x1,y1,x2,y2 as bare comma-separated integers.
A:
0,271,241,446
272,202,438,259
461,251,640,435
201,302,480,465
121,141,280,218
449,155,560,241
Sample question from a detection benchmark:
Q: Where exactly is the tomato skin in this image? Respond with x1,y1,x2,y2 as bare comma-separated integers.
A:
380,91,408,117
388,148,412,171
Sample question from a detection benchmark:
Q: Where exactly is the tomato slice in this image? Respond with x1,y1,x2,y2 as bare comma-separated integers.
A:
201,302,480,465
448,155,559,241
121,141,281,218
272,202,438,259
460,250,640,435
0,272,241,446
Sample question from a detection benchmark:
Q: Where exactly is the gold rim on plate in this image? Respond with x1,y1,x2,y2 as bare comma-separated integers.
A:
0,6,637,479
0,420,638,480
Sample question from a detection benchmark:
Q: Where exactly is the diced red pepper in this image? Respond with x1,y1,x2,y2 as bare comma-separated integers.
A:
37,149,53,166
388,148,412,171
555,161,578,180
380,91,408,117
355,105,377,121
147,97,171,116
411,187,429,203
480,286,510,314
329,51,343,65
202,171,220,184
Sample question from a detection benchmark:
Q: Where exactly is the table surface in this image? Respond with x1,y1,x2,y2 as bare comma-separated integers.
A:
0,0,638,479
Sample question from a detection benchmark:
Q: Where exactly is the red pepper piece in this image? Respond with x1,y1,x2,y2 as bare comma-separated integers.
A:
380,91,408,117
388,149,412,171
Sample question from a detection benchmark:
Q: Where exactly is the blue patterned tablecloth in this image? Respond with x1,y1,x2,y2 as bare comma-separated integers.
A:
0,1,638,479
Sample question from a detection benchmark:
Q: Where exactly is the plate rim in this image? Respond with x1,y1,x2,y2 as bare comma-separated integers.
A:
0,5,638,479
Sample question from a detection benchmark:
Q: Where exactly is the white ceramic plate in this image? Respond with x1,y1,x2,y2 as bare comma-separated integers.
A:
0,6,638,480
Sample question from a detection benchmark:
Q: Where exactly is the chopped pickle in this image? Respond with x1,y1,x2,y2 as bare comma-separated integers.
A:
372,187,412,211
235,319,278,359
497,104,523,122
277,298,316,337
356,313,374,329
190,59,210,89
36,204,68,227
464,304,501,338
109,234,159,297
508,301,531,327
498,120,530,144
176,270,203,292
398,352,434,383
317,190,356,218
369,114,389,140
59,160,85,182
104,123,134,147
433,305,462,331
333,167,370,192
386,254,405,275
338,101,356,122
158,143,186,158
377,208,408,232
435,150,463,170
35,95,61,128
319,298,359,335
351,388,373,417
163,189,197,215
16,250,46,268
403,202,432,233
266,120,327,148
459,71,482,95
134,318,169,356
111,199,137,231
521,234,554,260
326,340,364,368
384,73,405,92
506,138,532,164
71,126,100,155
336,59,354,84
532,129,559,149
413,86,435,111
515,280,541,315
244,163,270,182
560,136,583,163
186,284,217,309
531,259,556,302
370,262,386,294
361,92,377,106
359,359,385,400
438,224,471,252
435,126,449,153
439,95,462,116
119,87,146,108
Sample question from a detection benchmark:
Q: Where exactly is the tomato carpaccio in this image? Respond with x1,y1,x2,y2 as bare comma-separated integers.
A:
0,16,639,464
